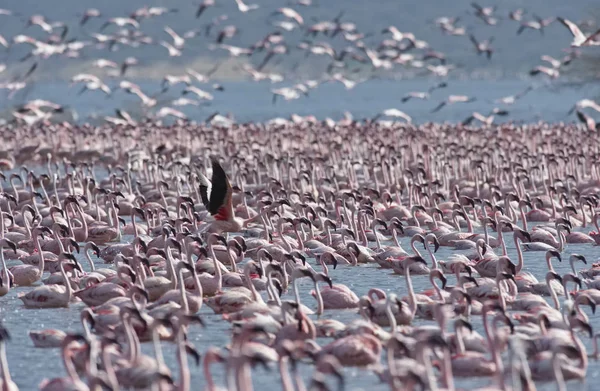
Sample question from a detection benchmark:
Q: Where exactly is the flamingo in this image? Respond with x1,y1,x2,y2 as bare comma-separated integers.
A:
18,253,81,308
0,324,18,391
311,271,358,310
0,239,16,296
10,226,52,286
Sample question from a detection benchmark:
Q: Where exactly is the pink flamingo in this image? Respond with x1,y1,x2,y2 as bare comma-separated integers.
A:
200,159,245,233
28,329,66,349
18,253,81,308
10,226,52,286
0,239,16,296
313,333,382,367
311,271,359,310
0,325,18,391
38,334,89,391
589,213,600,245
197,234,228,296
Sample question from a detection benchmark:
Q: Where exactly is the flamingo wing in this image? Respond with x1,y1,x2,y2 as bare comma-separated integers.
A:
201,159,234,221
583,28,600,45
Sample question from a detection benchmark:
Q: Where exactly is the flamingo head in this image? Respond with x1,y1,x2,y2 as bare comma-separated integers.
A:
185,342,202,366
569,254,586,265
455,317,473,333
514,228,531,242
570,315,593,338
547,249,561,262
1,239,16,254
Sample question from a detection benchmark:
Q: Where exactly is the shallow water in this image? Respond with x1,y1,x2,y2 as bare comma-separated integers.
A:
2,228,600,390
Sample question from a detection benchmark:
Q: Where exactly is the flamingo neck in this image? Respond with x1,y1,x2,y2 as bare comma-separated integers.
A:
482,310,502,387
462,206,474,233
419,346,439,391
519,207,528,231
238,360,254,391
358,213,368,246
152,325,166,369
123,314,139,363
278,221,293,252
319,257,329,276
557,228,564,252
392,229,401,247
76,205,88,241
63,347,82,385
574,298,589,322
293,226,305,251
432,278,443,302
314,279,324,316
203,356,218,391
178,268,189,313
505,198,516,223
279,358,295,391
244,263,262,305
482,220,489,246
177,331,191,391
385,297,397,333
53,227,65,254
85,250,96,272
496,222,507,256
23,208,33,239
455,325,466,355
9,177,19,204
227,246,238,274
131,210,138,237
60,261,73,303
405,265,417,316
545,254,554,272
267,272,281,308
64,204,74,237
410,241,423,258
425,243,438,270
210,244,223,294
495,277,507,311
441,349,455,391
548,276,561,310
372,221,381,250
101,346,118,389
551,196,557,220
0,341,12,386
165,247,178,289
514,234,524,274
571,332,588,374
0,249,8,288
292,276,302,307
432,212,439,228
112,204,121,242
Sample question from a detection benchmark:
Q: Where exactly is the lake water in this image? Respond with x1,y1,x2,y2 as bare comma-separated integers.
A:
2,0,600,389
1,230,600,390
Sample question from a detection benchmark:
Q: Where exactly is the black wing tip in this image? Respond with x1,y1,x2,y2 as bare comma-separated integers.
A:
207,157,230,215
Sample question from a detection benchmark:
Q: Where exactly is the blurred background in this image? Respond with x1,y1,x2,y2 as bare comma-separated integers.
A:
1,0,599,124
